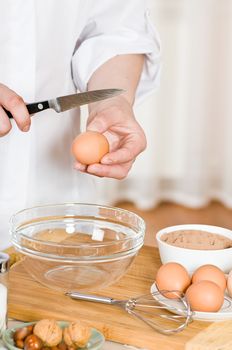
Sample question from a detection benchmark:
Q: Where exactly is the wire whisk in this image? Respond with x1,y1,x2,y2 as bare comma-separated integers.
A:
66,289,193,335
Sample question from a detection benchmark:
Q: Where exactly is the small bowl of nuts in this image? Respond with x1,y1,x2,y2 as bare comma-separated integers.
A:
2,319,105,350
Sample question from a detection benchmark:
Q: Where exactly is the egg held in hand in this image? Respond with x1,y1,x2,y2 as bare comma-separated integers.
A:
71,131,109,165
185,280,224,312
155,262,191,299
192,264,227,291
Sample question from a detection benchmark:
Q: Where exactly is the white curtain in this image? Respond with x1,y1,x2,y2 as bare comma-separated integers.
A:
91,0,232,209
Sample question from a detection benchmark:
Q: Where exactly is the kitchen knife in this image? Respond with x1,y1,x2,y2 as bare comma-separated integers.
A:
4,88,124,119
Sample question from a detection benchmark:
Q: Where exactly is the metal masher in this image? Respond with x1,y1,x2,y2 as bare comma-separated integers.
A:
66,290,193,335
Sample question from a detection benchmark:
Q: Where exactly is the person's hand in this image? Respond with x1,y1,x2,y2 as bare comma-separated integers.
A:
74,96,147,179
0,83,30,136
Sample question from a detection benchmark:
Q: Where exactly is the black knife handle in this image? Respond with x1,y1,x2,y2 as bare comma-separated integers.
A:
3,100,50,119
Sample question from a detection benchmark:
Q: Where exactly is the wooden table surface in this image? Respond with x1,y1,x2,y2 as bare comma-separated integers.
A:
8,246,211,350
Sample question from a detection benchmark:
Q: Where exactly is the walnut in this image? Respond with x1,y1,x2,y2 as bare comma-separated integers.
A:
63,321,91,348
33,319,62,347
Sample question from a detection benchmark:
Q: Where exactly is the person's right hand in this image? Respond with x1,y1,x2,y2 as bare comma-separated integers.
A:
0,83,30,136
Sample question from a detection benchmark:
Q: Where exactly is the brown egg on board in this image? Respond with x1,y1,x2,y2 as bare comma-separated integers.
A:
185,280,224,312
192,264,227,291
155,262,191,299
71,131,109,165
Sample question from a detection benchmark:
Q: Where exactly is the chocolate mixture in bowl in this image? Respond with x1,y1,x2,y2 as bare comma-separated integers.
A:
161,230,232,250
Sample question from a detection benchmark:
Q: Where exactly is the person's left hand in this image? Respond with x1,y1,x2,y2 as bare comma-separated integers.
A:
74,96,147,179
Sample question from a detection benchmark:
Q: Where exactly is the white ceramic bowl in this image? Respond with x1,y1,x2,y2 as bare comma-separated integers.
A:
156,224,232,273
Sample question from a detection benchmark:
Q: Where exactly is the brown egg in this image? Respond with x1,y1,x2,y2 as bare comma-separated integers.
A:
226,270,232,297
192,264,227,291
185,280,224,312
155,262,191,299
71,131,109,165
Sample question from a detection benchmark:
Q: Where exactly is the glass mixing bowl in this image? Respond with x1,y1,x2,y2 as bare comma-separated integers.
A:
10,203,145,292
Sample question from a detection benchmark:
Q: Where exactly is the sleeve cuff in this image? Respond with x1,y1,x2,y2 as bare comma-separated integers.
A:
72,10,161,104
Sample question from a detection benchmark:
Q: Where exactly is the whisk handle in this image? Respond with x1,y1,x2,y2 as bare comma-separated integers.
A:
66,291,115,304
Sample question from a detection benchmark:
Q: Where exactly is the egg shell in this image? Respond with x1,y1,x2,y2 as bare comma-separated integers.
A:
192,264,227,291
185,280,224,312
71,131,109,165
227,270,232,297
155,262,191,299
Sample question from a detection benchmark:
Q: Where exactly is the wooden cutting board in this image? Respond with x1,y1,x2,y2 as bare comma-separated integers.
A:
185,321,232,349
8,246,210,350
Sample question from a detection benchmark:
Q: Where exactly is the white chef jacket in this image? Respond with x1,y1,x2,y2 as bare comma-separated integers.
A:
0,0,160,249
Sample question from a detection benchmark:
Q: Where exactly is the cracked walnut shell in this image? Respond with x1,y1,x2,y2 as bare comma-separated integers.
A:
33,319,62,347
63,321,91,348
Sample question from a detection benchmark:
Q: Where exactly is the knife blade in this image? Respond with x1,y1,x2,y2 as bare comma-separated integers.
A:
5,88,124,119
